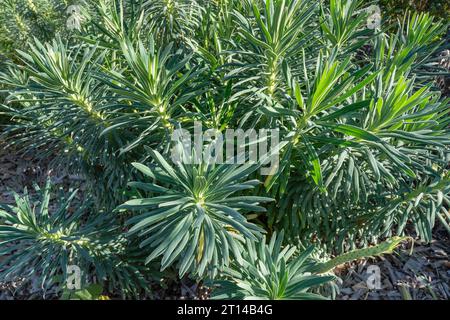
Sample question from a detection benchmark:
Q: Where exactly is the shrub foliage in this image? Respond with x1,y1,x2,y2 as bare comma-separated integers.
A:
0,0,449,299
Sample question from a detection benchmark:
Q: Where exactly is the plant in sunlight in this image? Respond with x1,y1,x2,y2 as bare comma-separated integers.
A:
0,0,68,57
118,148,273,278
210,232,408,299
0,180,149,297
210,232,336,300
0,0,449,299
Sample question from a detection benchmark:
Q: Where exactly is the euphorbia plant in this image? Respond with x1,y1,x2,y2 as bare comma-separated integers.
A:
0,0,448,298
